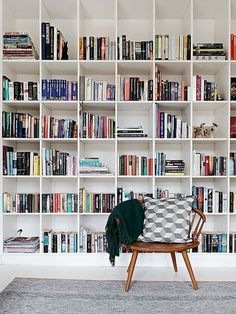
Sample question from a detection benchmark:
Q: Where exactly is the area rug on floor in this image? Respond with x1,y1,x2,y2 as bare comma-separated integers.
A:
1,278,236,314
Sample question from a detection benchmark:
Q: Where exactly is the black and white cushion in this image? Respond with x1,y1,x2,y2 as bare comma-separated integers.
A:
138,196,194,243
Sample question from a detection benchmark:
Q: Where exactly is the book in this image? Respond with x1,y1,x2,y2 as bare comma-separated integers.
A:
231,78,236,101
231,117,236,138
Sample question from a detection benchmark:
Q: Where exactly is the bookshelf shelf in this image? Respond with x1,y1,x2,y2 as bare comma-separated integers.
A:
0,0,235,264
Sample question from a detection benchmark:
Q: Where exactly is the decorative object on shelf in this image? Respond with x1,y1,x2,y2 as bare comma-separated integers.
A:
192,123,219,138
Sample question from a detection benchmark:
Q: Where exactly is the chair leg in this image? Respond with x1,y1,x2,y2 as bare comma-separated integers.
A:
171,252,178,272
125,250,138,292
181,250,198,290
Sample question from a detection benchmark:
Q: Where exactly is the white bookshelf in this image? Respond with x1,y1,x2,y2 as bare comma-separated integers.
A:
1,0,236,267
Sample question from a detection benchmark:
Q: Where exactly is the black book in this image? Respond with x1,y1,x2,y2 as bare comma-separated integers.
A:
14,82,20,100
97,37,101,60
49,26,54,60
117,36,120,60
20,82,24,100
87,233,92,253
89,36,94,60
148,80,153,101
32,82,38,100
28,82,34,100
45,23,50,60
41,22,46,59
122,35,126,60
83,37,87,60
187,35,191,60
44,231,49,253
230,192,234,213
52,234,57,253
231,78,236,101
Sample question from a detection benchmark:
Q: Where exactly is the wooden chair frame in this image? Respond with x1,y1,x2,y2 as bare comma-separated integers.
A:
123,207,206,292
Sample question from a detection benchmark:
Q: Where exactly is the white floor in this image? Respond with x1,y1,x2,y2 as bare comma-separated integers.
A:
1,265,236,293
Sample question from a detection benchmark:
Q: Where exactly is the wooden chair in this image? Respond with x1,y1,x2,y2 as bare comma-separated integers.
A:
124,207,206,292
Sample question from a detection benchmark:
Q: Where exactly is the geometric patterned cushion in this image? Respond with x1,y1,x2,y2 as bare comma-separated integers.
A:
138,196,194,243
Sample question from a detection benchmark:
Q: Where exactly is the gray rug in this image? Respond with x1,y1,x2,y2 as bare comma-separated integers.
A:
0,278,236,314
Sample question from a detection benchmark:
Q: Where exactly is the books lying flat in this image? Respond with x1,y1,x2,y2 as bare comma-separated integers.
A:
3,236,40,253
117,133,148,137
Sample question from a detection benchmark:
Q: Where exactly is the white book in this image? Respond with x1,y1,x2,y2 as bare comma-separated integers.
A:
176,35,180,60
187,86,191,101
57,233,61,253
161,35,165,60
179,35,183,60
103,81,107,100
195,152,201,176
223,193,228,213
98,81,103,101
164,112,168,138
86,37,90,60
204,187,208,213
158,35,161,59
215,191,219,213
168,34,172,60
172,34,176,60
94,37,97,60
85,77,92,101
192,76,196,101
200,153,205,176
54,27,57,60
212,189,216,213
23,82,28,101
9,82,14,101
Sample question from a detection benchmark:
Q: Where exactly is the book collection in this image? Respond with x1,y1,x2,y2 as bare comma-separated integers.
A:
201,233,227,253
118,75,153,101
2,111,40,138
117,126,148,138
79,36,116,60
156,188,186,199
117,35,153,60
230,152,236,175
193,42,226,60
2,76,39,101
229,234,236,253
155,34,191,60
192,151,227,176
118,155,153,176
42,116,77,138
42,193,78,213
193,76,221,101
230,192,236,213
3,32,38,59
155,153,185,176
3,237,40,253
79,76,115,101
42,79,78,101
80,111,115,138
156,106,189,138
79,226,107,253
192,186,228,213
79,157,112,176
79,188,115,213
43,230,78,253
3,193,40,213
42,148,78,176
155,66,190,101
3,146,40,176
117,187,153,204
41,23,68,60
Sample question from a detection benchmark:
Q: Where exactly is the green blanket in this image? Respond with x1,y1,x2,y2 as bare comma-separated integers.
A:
105,199,144,266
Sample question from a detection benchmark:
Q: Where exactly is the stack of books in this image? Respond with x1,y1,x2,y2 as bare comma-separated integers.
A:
117,35,153,60
117,126,148,138
193,42,226,60
79,226,107,253
3,236,40,253
193,76,220,101
79,76,115,101
42,79,78,101
155,152,185,176
201,233,227,253
119,155,153,176
42,193,78,213
156,188,186,199
3,192,40,213
2,76,39,101
79,188,115,213
192,151,227,176
79,36,116,60
42,116,77,138
3,32,39,59
43,230,78,253
155,34,191,60
2,111,40,138
41,23,68,60
118,76,153,101
192,186,228,213
117,187,152,204
79,158,112,176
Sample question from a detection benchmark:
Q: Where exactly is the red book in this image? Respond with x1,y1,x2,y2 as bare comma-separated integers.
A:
234,35,236,61
148,158,153,175
231,34,234,60
124,78,130,100
197,187,204,212
205,155,209,176
132,155,136,175
231,116,236,138
101,37,106,60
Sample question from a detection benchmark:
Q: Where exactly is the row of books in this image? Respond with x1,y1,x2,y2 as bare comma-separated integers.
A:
193,76,220,101
230,152,236,175
201,233,227,253
193,42,226,60
79,37,116,60
79,76,115,101
117,187,152,204
79,188,115,213
155,153,185,176
3,146,40,176
156,189,186,199
42,193,78,213
42,79,78,101
79,157,111,176
3,193,40,213
2,111,40,138
79,226,107,253
41,23,68,60
155,34,191,61
118,76,153,101
43,230,78,253
192,186,228,213
117,126,148,138
2,76,39,101
118,155,153,176
155,65,190,101
192,151,227,176
42,116,77,138
80,111,115,138
156,106,189,138
3,32,38,59
117,36,153,60
3,236,40,253
42,148,78,176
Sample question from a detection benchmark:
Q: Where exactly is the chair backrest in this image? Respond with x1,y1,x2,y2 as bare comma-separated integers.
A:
189,208,206,242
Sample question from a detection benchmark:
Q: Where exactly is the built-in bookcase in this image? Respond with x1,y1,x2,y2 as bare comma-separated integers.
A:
1,0,236,267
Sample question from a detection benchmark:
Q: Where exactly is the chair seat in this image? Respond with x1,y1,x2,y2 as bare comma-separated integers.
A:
130,240,199,253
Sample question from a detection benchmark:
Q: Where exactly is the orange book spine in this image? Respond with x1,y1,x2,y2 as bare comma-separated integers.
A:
79,37,83,60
